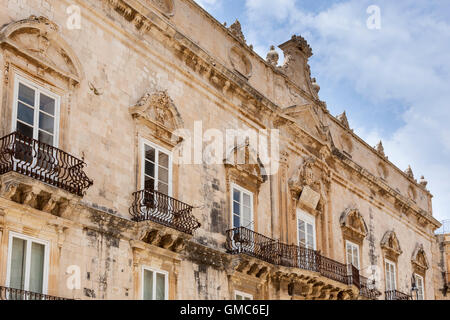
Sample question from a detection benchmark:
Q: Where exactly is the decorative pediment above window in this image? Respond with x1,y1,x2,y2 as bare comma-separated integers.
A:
0,16,83,84
129,90,184,146
339,208,368,243
411,244,429,274
380,231,403,261
224,142,267,191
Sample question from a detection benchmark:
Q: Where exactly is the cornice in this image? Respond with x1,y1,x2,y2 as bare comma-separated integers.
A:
331,147,440,230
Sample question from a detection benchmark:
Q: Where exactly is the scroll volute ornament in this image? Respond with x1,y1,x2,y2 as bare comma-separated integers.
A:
339,208,368,244
380,231,403,261
411,244,429,274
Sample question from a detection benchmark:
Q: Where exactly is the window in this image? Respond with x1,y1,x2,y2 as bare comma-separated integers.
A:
346,240,360,269
385,259,396,293
6,232,49,295
415,274,424,300
142,267,168,300
12,75,60,146
297,210,316,250
235,291,253,300
141,139,172,196
231,184,253,229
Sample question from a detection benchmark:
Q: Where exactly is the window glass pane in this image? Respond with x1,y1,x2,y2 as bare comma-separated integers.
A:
18,83,35,106
157,182,169,195
155,273,166,300
236,294,243,300
158,166,169,184
39,112,54,134
233,201,240,215
158,152,169,169
29,242,45,294
233,189,240,202
233,215,240,228
144,176,155,191
145,145,155,162
243,193,251,207
38,130,53,146
17,122,34,139
10,238,27,290
143,270,154,300
145,160,155,178
17,102,34,125
243,206,251,225
39,93,55,115
244,297,251,300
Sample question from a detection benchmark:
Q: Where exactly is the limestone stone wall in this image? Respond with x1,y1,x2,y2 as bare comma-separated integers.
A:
0,0,441,300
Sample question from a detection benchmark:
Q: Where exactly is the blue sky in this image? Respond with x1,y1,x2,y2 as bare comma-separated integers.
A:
195,0,450,222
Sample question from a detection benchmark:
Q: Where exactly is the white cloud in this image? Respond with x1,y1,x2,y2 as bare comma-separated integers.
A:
243,0,450,221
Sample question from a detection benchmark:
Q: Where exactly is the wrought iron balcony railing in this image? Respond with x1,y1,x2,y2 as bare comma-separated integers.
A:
130,189,201,235
0,286,70,300
385,290,411,300
0,131,93,196
226,227,360,287
359,276,380,300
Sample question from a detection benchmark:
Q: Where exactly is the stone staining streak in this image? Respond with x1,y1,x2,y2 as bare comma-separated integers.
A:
368,208,378,269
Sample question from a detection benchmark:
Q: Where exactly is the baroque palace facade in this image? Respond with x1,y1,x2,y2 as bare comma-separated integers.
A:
0,0,443,300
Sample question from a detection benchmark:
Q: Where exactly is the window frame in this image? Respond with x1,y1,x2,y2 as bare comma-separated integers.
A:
11,74,61,147
345,240,360,270
141,265,169,300
385,259,397,292
415,273,425,300
5,231,50,294
296,209,316,250
230,183,254,230
139,137,173,197
234,290,253,300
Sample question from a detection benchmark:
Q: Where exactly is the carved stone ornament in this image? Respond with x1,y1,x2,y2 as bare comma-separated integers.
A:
146,0,175,17
224,142,267,189
229,45,252,78
298,185,320,210
0,16,83,84
228,19,246,43
375,141,385,157
339,208,368,243
336,111,350,129
266,45,279,67
288,157,321,212
130,90,183,131
405,165,414,180
411,243,429,274
380,231,403,260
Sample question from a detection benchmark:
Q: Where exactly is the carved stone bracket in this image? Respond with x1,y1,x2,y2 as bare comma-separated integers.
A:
0,172,80,218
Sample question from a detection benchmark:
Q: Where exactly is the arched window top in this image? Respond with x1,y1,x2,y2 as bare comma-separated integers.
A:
339,208,368,243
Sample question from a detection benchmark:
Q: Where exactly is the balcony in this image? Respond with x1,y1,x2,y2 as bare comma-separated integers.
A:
0,131,93,197
0,285,70,300
385,290,411,300
359,276,381,300
130,189,201,235
226,227,360,288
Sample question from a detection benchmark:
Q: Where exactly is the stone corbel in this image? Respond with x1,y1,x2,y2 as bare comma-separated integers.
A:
0,180,19,200
22,185,40,207
42,195,59,213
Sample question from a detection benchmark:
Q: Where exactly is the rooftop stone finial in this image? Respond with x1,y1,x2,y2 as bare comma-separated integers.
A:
266,45,279,66
419,176,428,188
405,165,414,179
228,19,246,43
375,141,385,156
337,111,350,129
